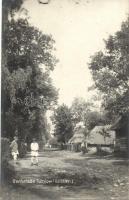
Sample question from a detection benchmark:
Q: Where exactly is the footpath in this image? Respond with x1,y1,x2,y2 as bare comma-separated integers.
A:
1,150,129,200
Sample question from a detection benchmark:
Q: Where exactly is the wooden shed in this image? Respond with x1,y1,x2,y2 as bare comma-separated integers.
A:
110,115,129,156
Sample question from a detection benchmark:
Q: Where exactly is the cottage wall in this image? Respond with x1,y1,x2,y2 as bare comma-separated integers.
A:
113,116,129,156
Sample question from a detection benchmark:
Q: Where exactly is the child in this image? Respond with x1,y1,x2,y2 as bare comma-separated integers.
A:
30,138,39,166
10,136,19,163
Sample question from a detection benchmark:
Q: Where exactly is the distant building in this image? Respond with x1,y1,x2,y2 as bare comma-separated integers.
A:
48,137,59,148
68,126,85,152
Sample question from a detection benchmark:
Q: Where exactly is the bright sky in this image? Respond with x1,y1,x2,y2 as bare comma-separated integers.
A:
22,0,128,106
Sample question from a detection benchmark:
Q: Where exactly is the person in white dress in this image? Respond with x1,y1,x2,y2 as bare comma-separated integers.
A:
30,138,39,166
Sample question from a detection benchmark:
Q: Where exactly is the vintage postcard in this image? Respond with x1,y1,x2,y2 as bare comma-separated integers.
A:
1,0,129,200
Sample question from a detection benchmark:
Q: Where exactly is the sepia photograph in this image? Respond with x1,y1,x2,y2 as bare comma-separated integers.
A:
1,0,129,199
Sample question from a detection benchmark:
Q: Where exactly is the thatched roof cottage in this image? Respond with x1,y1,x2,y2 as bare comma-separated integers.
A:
88,125,115,146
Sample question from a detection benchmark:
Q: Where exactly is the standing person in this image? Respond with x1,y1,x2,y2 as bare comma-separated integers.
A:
81,141,87,154
10,136,19,163
30,138,39,166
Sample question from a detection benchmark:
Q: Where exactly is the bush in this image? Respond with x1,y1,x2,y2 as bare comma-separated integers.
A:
1,137,10,163
1,137,11,182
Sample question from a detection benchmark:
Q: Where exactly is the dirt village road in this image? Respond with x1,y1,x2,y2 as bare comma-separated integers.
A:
1,150,129,200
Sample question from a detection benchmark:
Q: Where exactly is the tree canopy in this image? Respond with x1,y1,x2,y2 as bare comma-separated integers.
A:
70,97,93,125
70,97,104,130
2,17,58,140
89,17,129,116
52,104,73,143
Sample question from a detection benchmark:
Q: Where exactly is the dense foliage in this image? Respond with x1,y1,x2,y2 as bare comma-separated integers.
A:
52,104,73,143
89,17,129,116
2,10,58,141
70,97,105,131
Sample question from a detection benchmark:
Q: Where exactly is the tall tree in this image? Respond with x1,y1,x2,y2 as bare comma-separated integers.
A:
70,97,93,125
70,97,108,136
52,104,73,143
2,0,24,61
89,17,129,116
2,18,58,140
84,111,104,131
